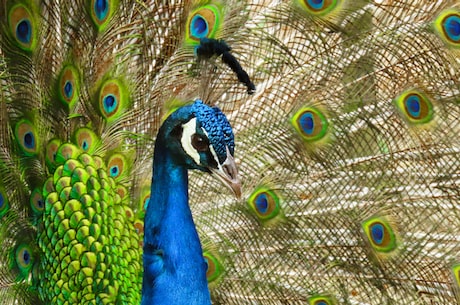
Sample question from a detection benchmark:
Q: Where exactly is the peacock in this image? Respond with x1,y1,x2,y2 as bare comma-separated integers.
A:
1,0,460,304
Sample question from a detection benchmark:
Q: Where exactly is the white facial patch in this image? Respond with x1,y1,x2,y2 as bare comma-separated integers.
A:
181,118,201,165
208,141,223,171
201,128,222,170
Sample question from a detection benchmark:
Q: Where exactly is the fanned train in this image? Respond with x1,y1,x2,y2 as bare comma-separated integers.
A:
1,0,460,304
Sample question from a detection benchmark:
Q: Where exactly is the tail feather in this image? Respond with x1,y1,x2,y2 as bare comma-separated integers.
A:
191,1,460,304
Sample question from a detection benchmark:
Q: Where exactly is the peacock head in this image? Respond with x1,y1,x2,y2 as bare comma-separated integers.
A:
160,100,241,197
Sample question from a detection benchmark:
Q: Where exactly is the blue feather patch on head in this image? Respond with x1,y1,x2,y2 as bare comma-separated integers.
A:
192,100,235,163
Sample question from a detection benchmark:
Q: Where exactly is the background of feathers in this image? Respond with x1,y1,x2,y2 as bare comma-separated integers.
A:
1,0,460,304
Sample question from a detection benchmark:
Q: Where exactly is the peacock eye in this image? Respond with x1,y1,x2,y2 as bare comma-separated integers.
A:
191,134,209,152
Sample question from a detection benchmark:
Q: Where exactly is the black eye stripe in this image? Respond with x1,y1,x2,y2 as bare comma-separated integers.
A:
171,124,183,139
205,149,218,169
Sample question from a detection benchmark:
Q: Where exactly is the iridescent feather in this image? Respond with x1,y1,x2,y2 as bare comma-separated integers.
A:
1,0,460,304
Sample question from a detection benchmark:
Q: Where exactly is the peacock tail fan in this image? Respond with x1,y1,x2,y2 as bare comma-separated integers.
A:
0,1,159,303
192,1,460,304
1,0,460,305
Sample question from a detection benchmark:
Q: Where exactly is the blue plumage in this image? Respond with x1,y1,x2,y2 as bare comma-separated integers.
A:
142,101,239,305
194,101,235,162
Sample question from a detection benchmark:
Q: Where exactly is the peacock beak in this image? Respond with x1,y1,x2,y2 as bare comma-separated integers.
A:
210,147,242,199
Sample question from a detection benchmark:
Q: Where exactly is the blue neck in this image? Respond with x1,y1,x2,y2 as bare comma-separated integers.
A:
141,139,211,305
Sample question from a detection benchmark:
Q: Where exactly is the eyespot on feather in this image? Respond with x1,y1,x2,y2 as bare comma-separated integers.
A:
393,89,434,125
291,106,329,142
247,187,282,222
8,3,37,51
98,79,128,122
106,153,128,180
57,65,80,108
0,186,10,218
308,295,336,305
362,216,398,254
73,128,99,154
203,251,224,284
142,193,150,212
186,4,222,45
434,9,460,48
14,244,34,277
14,119,39,156
298,0,339,15
134,220,144,235
88,0,118,31
30,187,45,214
45,139,62,172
